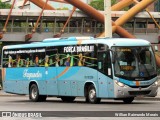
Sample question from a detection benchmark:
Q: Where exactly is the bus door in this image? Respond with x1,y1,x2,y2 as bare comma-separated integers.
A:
97,44,114,98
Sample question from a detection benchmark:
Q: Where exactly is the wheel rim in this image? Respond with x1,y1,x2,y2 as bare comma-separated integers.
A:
89,89,96,101
31,87,37,99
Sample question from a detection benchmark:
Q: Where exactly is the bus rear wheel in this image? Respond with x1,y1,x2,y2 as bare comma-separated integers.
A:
87,85,101,104
29,84,47,102
122,97,134,104
61,96,76,102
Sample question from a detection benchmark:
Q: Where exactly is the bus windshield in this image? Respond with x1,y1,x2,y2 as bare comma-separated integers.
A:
112,46,157,80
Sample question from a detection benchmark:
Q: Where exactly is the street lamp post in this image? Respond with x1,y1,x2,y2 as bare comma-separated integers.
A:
104,0,112,38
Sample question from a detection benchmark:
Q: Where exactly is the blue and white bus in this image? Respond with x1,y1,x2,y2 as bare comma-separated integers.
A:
1,37,158,104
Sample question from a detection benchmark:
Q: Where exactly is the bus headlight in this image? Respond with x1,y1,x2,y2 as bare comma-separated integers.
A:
152,81,158,86
115,80,125,87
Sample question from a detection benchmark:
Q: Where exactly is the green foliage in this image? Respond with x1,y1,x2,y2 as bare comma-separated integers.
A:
56,7,69,10
123,6,129,11
0,0,11,9
89,0,116,10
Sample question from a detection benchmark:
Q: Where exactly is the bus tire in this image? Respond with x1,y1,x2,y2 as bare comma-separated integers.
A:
61,96,76,102
29,84,47,102
122,97,134,104
87,84,101,104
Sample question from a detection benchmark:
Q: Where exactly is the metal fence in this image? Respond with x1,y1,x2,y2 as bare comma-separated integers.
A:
0,27,159,34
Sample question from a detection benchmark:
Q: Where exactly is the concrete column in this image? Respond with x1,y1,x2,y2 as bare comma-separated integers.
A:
104,0,112,38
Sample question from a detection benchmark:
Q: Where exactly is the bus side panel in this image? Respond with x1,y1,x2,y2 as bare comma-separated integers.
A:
5,67,47,95
77,81,85,96
57,67,72,96
76,67,98,97
98,72,108,98
27,67,47,95
98,72,114,98
57,67,98,97
107,77,114,98
23,80,30,94
71,80,78,96
45,67,58,96
4,68,25,94
3,80,24,94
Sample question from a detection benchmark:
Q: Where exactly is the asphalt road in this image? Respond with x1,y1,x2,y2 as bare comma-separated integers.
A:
0,96,160,120
0,96,160,111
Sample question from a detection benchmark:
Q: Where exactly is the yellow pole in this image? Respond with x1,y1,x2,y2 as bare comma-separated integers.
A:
115,0,156,26
111,0,134,11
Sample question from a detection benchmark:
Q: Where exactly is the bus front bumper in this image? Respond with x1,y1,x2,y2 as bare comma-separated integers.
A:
114,81,158,98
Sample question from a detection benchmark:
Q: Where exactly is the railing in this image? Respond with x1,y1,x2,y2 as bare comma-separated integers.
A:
0,27,160,34
126,28,160,34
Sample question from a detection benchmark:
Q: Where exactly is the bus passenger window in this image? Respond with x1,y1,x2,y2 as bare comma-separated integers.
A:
8,55,13,68
55,54,60,67
78,53,84,66
45,55,49,67
34,55,39,67
65,54,70,66
26,58,30,67
16,55,21,67
49,58,53,66
30,60,33,66
46,46,59,67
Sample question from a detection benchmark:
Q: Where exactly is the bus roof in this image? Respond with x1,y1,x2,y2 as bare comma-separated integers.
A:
2,37,150,50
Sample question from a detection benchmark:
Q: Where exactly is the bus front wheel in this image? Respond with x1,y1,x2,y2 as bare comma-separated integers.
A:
122,97,134,104
87,85,101,104
29,84,47,102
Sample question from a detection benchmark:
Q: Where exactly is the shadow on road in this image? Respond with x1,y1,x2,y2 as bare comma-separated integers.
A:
6,97,155,105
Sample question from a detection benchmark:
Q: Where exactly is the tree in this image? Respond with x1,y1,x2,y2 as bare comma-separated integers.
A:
57,7,69,10
0,0,11,9
89,0,116,10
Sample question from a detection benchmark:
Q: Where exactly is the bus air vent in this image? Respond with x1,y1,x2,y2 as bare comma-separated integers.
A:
128,90,151,95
